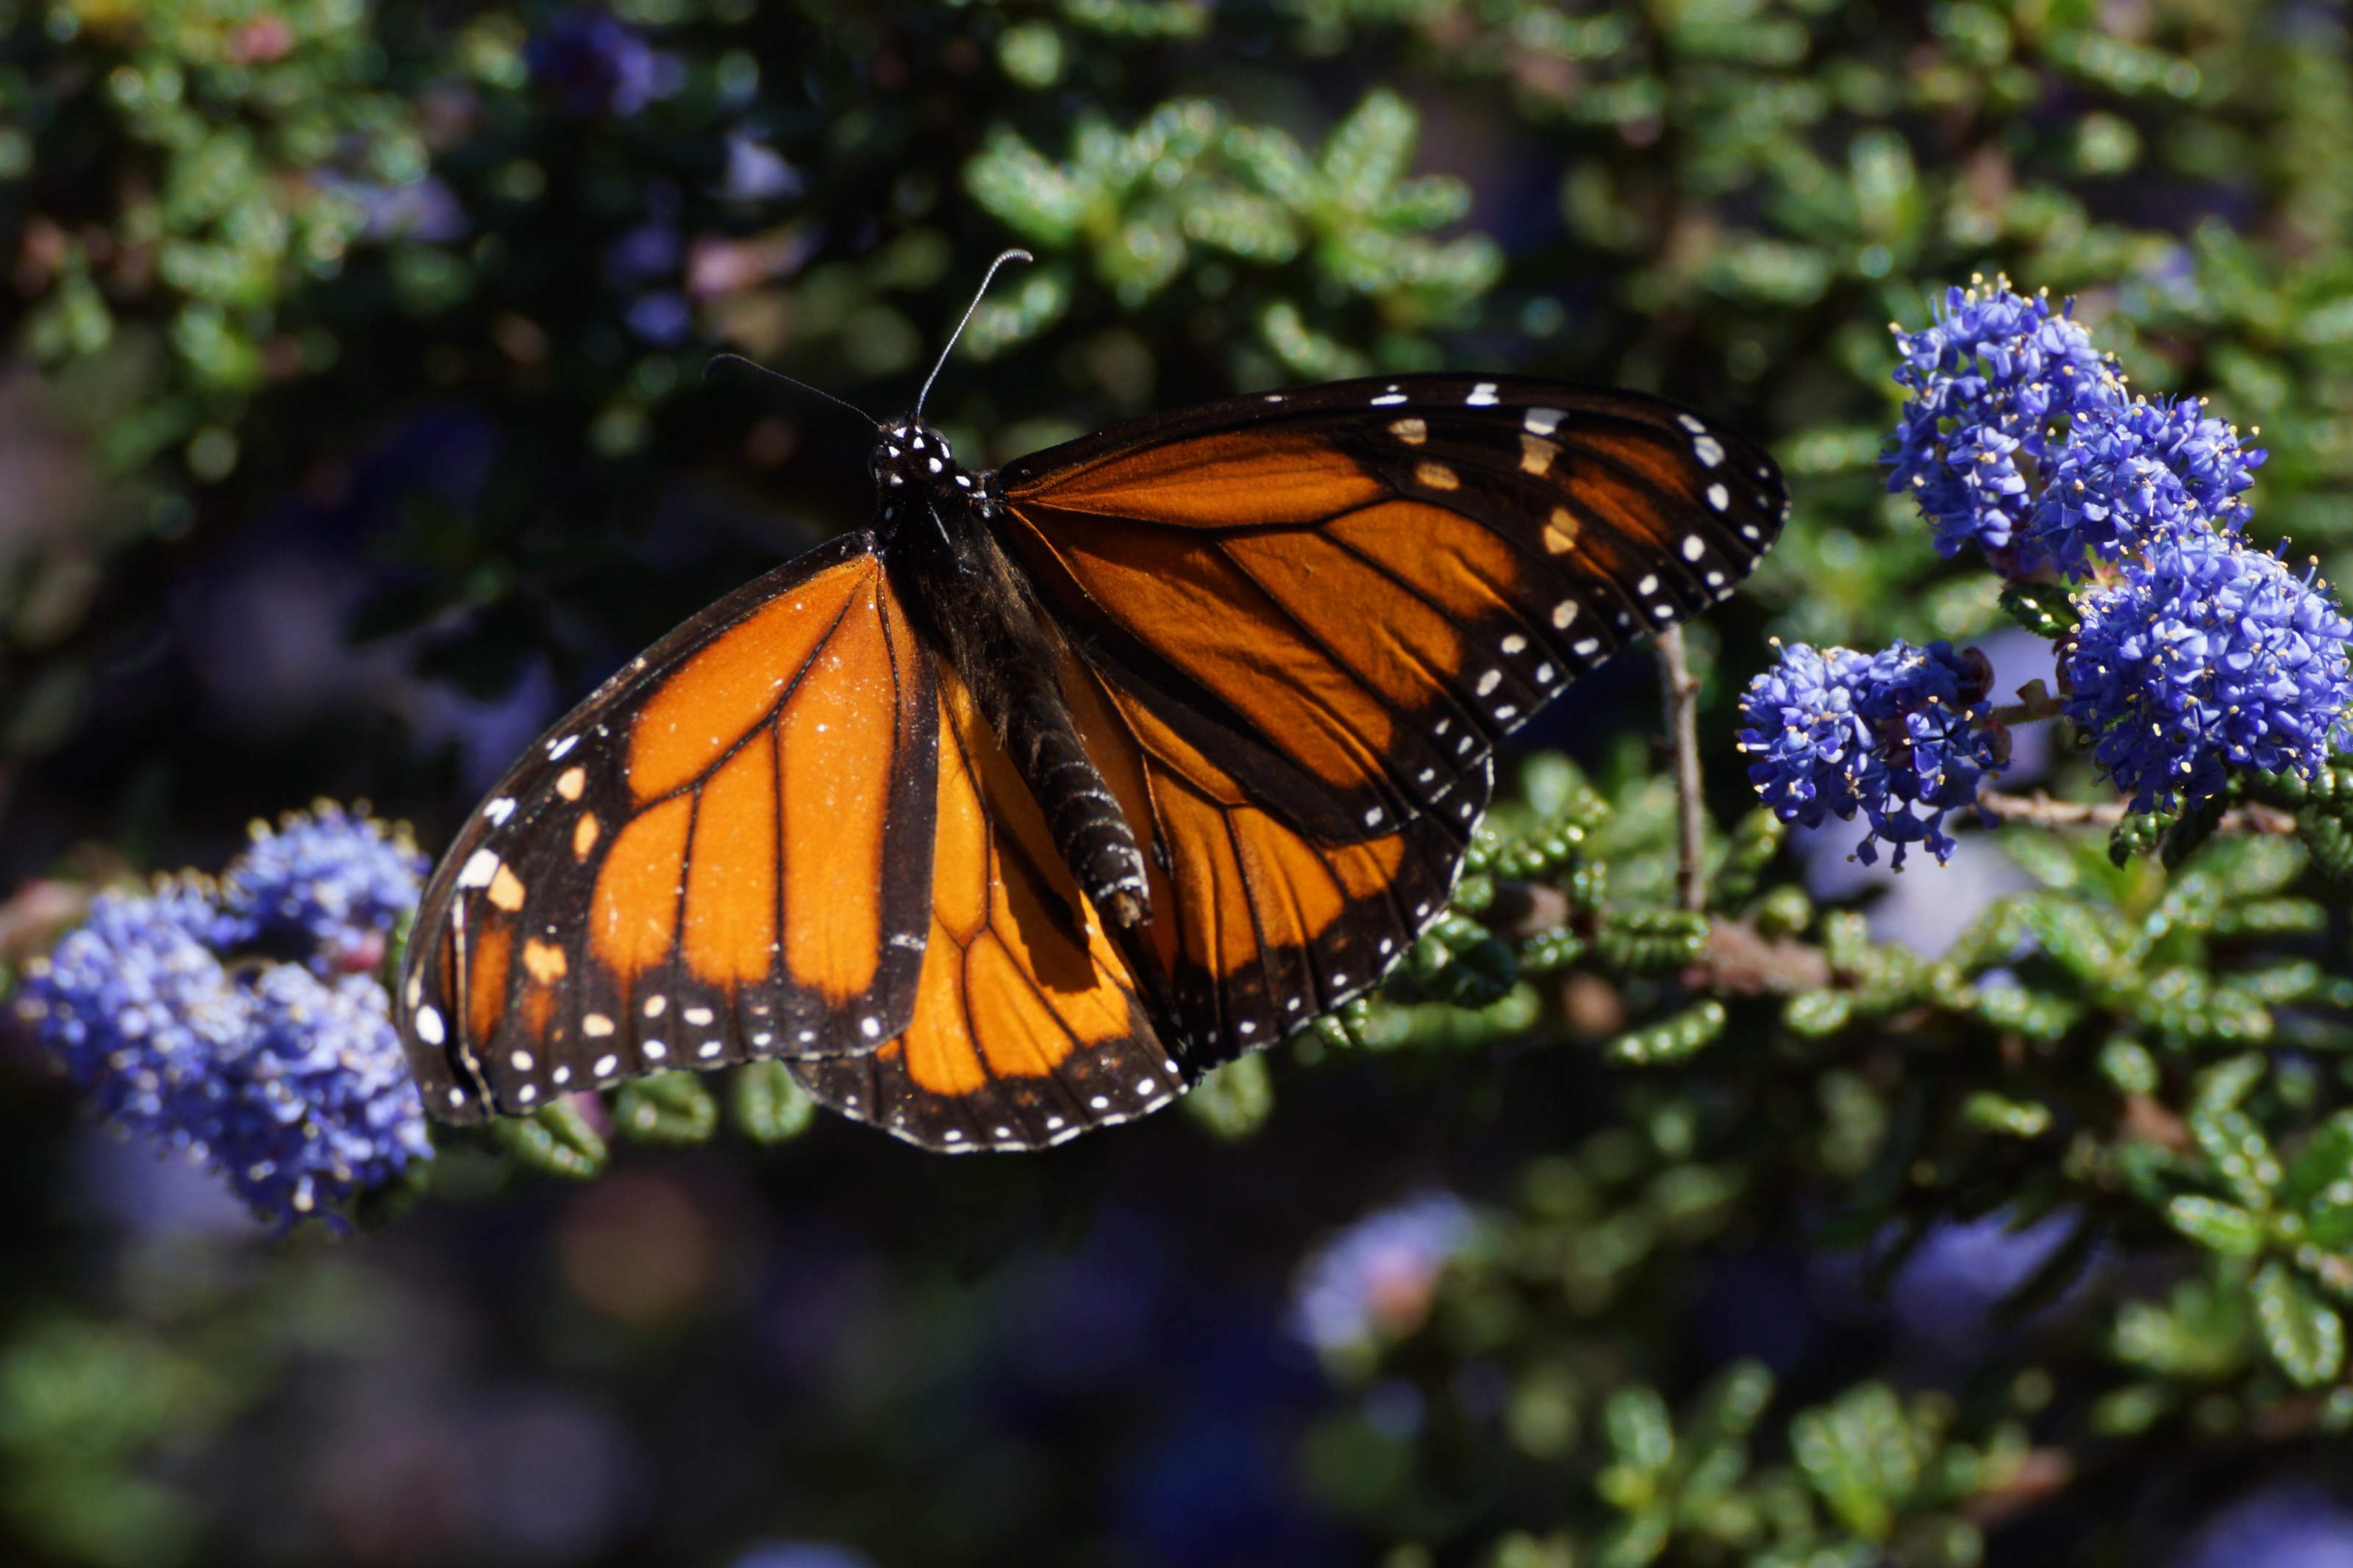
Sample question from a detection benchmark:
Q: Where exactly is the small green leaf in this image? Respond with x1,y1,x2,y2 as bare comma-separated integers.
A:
1606,999,1727,1065
1962,1091,2052,1138
1784,988,1853,1037
732,1061,815,1145
1182,1053,1270,1139
1996,581,2076,637
2254,1260,2346,1386
493,1098,609,1178
1790,1382,1917,1541
2163,1195,2268,1256
1603,1384,1675,1474
613,1072,718,1145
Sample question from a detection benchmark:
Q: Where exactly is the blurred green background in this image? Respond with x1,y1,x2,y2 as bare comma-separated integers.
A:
9,0,2353,1564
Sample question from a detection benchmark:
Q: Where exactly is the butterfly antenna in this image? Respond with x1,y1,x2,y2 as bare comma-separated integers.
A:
703,354,877,425
913,248,1032,421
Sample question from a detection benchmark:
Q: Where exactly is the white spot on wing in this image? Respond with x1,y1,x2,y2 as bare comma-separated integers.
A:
485,798,516,826
1476,669,1502,696
1466,382,1499,406
1553,601,1579,629
457,850,499,889
547,734,579,760
1677,413,1707,434
1707,483,1730,512
415,1006,445,1045
1524,407,1565,435
1682,534,1705,561
1692,433,1725,467
1501,634,1527,654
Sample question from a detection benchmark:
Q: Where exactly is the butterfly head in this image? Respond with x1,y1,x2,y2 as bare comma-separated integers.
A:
871,418,976,515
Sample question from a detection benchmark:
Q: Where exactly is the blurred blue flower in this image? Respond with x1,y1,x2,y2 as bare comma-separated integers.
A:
13,806,432,1228
221,802,427,975
2175,1483,2353,1568
1738,638,2007,868
625,290,693,345
1888,1209,2079,1342
724,132,803,203
2062,529,2353,811
1287,1192,1474,1353
315,173,470,245
1887,278,2120,565
729,1546,876,1568
527,11,678,118
2026,393,2265,575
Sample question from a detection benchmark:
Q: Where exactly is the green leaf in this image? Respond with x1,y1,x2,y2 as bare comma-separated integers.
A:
1182,1054,1270,1139
732,1061,815,1145
2163,1195,2268,1256
1607,1000,1727,1065
2253,1261,2346,1386
1790,1383,1917,1541
613,1072,719,1145
1996,581,2077,637
491,1098,608,1179
1602,1384,1675,1475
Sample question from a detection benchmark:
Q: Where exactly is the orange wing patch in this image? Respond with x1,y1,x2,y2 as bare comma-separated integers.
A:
1008,428,1382,527
401,534,940,1125
1063,655,1482,1064
792,664,1182,1152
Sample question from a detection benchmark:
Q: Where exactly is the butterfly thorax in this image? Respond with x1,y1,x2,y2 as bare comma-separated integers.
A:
871,418,1153,933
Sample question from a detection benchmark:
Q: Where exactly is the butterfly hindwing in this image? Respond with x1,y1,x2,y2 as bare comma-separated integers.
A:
1061,651,1493,1067
400,532,940,1123
790,660,1183,1151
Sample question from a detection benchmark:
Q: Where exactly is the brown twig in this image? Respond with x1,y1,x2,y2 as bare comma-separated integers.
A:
1656,625,1706,912
1977,788,2298,837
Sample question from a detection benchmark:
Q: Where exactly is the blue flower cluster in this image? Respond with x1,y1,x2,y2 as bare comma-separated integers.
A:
527,11,679,118
2063,531,2353,811
13,806,432,1228
1287,1192,1475,1354
1887,279,2117,562
2027,394,2264,574
222,801,429,975
1738,640,2007,868
1777,276,2353,826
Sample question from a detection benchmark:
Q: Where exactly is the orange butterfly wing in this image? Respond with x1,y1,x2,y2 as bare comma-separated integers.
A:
996,376,1782,1061
400,533,940,1122
790,660,1183,1150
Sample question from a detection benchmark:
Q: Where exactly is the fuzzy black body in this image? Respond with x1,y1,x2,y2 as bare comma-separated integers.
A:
868,418,1152,929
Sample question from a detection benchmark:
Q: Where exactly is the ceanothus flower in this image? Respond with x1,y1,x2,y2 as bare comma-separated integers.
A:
2025,393,2265,575
2061,529,2353,812
13,806,432,1229
527,11,677,118
1287,1192,1475,1353
221,802,427,975
1886,278,2121,566
1738,639,2008,868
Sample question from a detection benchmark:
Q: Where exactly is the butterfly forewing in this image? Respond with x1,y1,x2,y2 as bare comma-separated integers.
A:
997,376,1785,848
400,532,940,1123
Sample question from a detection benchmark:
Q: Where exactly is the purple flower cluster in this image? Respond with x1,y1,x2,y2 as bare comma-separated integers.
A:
2063,531,2353,811
12,806,432,1228
1822,275,2353,819
1887,280,2118,562
526,11,678,118
223,801,429,975
1287,1192,1475,1353
1738,640,2006,868
2027,394,2264,574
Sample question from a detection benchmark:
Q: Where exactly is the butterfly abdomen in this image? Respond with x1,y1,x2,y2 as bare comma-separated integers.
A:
883,439,1151,932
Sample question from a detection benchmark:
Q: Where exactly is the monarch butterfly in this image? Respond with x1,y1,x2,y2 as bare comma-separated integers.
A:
397,256,1787,1152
